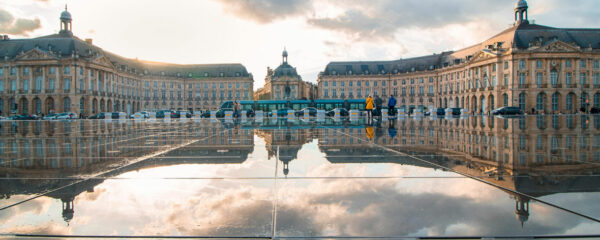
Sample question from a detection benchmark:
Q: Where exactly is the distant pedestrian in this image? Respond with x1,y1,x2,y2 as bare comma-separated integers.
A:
387,95,397,116
233,100,241,118
365,95,374,123
375,95,383,118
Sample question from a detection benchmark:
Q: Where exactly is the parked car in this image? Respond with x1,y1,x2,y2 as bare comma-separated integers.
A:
111,112,127,119
156,110,173,118
172,110,191,118
295,107,318,117
436,108,446,116
42,113,58,120
11,114,39,120
492,106,523,115
215,108,234,118
130,111,150,119
591,107,600,114
87,112,106,119
326,108,349,117
450,108,461,116
55,112,77,119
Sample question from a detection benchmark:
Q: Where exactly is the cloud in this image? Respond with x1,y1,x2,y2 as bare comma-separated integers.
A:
307,0,508,41
0,8,41,36
213,0,313,23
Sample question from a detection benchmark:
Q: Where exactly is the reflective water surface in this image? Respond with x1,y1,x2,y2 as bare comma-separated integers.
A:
1,115,600,238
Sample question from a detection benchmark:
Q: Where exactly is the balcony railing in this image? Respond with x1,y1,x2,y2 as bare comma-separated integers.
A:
583,84,590,88
64,89,71,93
31,89,40,94
18,90,26,94
45,89,54,93
568,84,577,88
594,84,600,88
552,84,562,88
486,87,494,91
519,84,529,89
539,84,547,88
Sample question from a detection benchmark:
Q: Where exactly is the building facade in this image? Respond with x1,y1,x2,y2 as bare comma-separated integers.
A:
0,8,253,116
255,49,317,100
318,0,600,114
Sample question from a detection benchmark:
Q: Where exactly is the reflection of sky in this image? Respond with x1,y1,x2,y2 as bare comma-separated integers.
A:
1,118,600,237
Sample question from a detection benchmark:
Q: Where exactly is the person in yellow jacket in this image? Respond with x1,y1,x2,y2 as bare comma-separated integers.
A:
365,95,374,123
365,126,374,141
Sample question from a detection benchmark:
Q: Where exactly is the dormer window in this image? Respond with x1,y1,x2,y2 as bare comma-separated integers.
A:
188,73,192,77
331,70,337,75
161,71,165,76
364,70,369,75
220,72,224,77
144,70,148,74
176,73,181,77
410,67,415,72
393,69,398,74
347,70,352,75
235,72,241,77
204,72,209,77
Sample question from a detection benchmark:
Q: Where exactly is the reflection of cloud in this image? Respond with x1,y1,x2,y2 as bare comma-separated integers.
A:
0,222,71,235
0,9,42,36
80,187,107,202
213,0,313,23
0,197,52,225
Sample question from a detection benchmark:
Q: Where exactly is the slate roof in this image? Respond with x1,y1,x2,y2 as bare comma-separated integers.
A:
321,22,600,76
0,32,251,78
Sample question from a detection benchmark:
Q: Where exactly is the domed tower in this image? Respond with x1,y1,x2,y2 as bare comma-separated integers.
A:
282,47,288,64
59,5,73,35
61,196,75,224
514,0,529,25
515,195,530,227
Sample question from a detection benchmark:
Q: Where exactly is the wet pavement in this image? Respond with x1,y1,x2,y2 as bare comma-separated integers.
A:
0,115,600,239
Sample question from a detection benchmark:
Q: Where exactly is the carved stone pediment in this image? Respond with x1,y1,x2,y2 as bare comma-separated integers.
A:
15,48,57,61
536,40,581,53
91,55,115,68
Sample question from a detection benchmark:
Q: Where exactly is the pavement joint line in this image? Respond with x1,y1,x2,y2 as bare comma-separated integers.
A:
330,126,600,224
0,126,230,211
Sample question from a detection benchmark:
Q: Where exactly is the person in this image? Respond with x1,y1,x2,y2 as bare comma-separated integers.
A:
365,95,374,123
387,95,397,116
375,95,383,118
233,100,241,118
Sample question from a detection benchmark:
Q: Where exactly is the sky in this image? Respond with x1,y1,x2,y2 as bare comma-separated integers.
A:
0,0,599,90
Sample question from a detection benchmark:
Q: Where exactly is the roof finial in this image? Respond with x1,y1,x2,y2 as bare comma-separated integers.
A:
65,4,68,11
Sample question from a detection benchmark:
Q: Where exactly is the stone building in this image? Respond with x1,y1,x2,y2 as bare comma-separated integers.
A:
0,7,253,116
255,49,316,100
318,0,600,114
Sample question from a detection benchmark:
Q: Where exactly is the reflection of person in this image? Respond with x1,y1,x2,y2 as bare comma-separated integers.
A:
365,126,374,141
233,100,241,118
366,95,374,124
388,95,396,116
388,120,397,138
375,95,383,118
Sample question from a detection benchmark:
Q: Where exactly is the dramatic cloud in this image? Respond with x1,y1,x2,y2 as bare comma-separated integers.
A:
307,0,508,41
213,0,313,23
0,9,41,36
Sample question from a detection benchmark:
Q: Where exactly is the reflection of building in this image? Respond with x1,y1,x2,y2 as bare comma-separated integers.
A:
0,7,253,116
0,120,254,223
254,120,313,176
317,115,600,226
255,49,317,100
318,0,600,114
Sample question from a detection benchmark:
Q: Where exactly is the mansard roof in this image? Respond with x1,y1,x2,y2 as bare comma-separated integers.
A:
321,22,600,76
0,33,251,78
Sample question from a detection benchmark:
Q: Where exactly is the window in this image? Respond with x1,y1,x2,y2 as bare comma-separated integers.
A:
594,93,600,108
550,70,558,86
580,60,587,68
594,60,599,69
23,79,29,91
566,73,572,85
595,73,600,86
64,66,70,74
64,78,71,90
536,73,543,86
0,80,3,91
349,81,353,87
332,81,336,87
519,73,526,86
552,93,559,112
324,81,328,87
504,74,508,86
504,94,509,107
0,69,3,76
49,78,55,90
537,93,545,111
566,60,572,68
519,60,526,69
10,79,16,91
504,61,509,69
536,60,543,69
519,93,526,111
580,73,587,85
566,94,574,111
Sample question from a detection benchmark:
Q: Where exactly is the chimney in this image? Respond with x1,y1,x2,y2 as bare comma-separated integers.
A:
85,38,93,44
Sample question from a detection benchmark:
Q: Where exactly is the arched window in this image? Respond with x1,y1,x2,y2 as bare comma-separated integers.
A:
503,94,509,107
566,94,574,111
519,93,526,111
552,93,559,112
581,92,588,109
34,98,41,114
79,98,85,114
594,93,600,108
536,93,545,111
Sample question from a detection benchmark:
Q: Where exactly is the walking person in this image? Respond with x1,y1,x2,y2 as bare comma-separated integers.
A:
375,95,383,119
365,95,374,124
233,100,241,119
387,95,397,117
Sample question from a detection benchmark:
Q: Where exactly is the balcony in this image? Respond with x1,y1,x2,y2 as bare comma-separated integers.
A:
79,90,87,94
470,88,476,93
500,86,507,90
31,89,40,94
568,84,577,88
6,90,14,94
18,90,26,94
92,91,98,95
583,84,590,88
539,84,547,88
427,93,434,97
552,84,562,88
486,87,494,91
595,85,600,88
478,87,485,91
45,89,54,93
64,89,71,93
519,84,529,89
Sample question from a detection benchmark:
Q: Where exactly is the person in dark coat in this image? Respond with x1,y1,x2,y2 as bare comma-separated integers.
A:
375,95,383,117
387,95,397,116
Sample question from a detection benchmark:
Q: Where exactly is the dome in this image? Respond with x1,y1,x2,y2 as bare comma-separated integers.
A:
282,48,288,58
515,0,528,9
274,62,298,77
60,6,71,21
